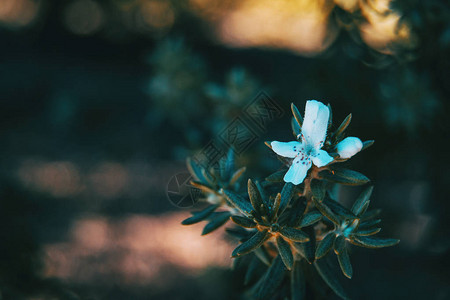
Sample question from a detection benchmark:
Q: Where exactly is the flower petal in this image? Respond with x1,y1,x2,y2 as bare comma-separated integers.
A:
311,149,334,167
301,100,330,149
283,157,311,185
271,141,301,158
336,137,363,158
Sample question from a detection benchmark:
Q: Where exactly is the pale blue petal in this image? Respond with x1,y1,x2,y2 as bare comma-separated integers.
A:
283,156,311,185
271,141,301,158
311,149,334,167
301,100,330,149
336,137,363,158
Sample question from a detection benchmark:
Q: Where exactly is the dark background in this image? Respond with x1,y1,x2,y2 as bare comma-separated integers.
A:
0,0,449,299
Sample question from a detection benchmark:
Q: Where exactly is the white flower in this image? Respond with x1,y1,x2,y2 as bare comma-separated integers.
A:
271,100,334,185
336,137,363,159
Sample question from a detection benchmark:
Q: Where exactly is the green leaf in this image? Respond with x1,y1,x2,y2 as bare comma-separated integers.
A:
201,168,216,186
293,227,316,264
222,189,253,216
313,197,340,225
290,260,306,300
231,216,257,228
310,179,326,202
181,204,219,225
190,181,216,195
245,256,264,285
314,258,350,300
291,117,301,138
337,246,353,279
276,236,294,270
229,167,246,186
254,245,272,266
351,236,400,249
324,198,356,219
355,227,381,236
232,230,270,257
248,179,266,216
222,149,235,180
358,219,381,229
362,140,375,151
202,212,231,235
351,186,374,216
225,226,251,239
320,168,370,186
286,197,307,227
186,157,207,183
265,170,287,182
361,209,382,221
280,182,296,213
291,103,303,128
271,193,282,221
333,235,346,255
280,227,309,243
316,232,337,259
255,256,286,300
334,113,352,141
299,211,322,227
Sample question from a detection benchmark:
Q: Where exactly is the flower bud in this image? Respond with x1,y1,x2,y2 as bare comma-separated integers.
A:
336,137,363,158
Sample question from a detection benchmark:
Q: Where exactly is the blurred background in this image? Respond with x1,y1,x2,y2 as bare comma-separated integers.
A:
0,0,449,299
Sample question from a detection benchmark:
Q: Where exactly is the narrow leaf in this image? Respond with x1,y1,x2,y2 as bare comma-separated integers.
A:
280,227,310,243
231,216,257,228
248,179,266,216
352,186,374,216
293,227,316,264
222,189,253,216
232,230,270,257
291,117,301,138
351,236,400,249
334,113,352,141
280,182,296,213
310,179,326,202
313,197,340,225
290,260,306,300
286,197,307,227
255,256,286,300
324,198,356,219
361,209,382,221
245,256,264,285
355,227,381,236
358,219,381,229
337,246,353,279
362,140,375,151
299,211,322,227
320,168,370,186
333,235,346,255
265,170,287,182
181,204,219,225
316,232,337,259
291,103,303,128
190,181,216,195
202,212,231,235
229,167,246,186
277,236,294,270
186,157,207,183
314,258,350,300
271,193,282,221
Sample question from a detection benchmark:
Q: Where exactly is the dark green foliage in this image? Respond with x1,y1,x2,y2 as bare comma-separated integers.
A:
181,204,219,225
314,258,350,300
277,236,294,270
299,211,322,227
202,212,231,235
351,186,373,215
230,215,256,228
351,236,400,248
182,101,400,300
255,256,286,300
290,261,306,300
320,168,370,186
336,246,353,279
279,227,309,243
232,230,269,257
222,189,253,216
316,232,337,259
